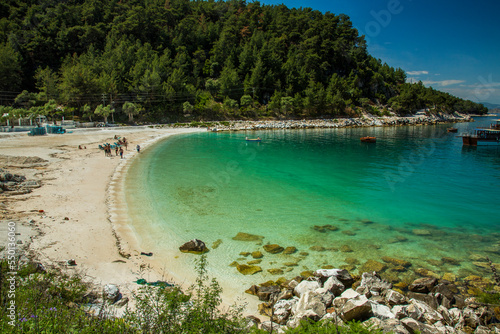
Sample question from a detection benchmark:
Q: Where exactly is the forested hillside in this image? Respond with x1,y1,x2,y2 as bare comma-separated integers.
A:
0,0,487,123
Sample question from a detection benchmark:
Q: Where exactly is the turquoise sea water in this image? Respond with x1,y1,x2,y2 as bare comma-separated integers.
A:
124,117,500,293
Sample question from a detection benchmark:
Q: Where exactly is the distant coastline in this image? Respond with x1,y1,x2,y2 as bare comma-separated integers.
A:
171,113,473,131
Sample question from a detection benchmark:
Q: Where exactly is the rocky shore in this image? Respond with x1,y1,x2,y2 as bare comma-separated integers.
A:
246,268,500,333
188,113,473,131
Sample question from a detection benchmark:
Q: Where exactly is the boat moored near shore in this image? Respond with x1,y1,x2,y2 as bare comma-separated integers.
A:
461,119,500,146
360,136,376,143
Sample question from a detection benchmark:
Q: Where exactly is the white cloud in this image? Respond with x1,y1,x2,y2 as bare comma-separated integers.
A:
407,71,429,75
422,80,465,87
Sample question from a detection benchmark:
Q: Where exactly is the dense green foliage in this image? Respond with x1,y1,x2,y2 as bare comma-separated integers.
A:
0,0,487,123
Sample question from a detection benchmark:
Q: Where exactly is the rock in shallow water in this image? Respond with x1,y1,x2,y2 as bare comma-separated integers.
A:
179,239,209,254
232,232,264,241
263,244,284,254
237,264,262,275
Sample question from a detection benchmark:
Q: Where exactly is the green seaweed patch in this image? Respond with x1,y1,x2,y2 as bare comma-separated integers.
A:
312,224,339,233
340,245,353,253
412,229,432,236
441,257,460,266
232,232,265,241
345,257,360,265
309,246,326,252
212,239,222,249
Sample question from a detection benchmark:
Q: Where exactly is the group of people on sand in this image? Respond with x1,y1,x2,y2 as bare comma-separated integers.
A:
115,135,129,150
103,143,123,158
98,136,140,158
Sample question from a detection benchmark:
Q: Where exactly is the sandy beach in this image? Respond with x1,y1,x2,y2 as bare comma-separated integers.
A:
0,127,206,306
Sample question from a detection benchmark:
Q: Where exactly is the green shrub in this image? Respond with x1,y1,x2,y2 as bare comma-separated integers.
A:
125,255,247,333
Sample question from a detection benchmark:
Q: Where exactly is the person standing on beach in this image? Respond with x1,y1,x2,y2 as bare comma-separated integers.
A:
119,147,124,159
115,146,119,156
136,145,140,153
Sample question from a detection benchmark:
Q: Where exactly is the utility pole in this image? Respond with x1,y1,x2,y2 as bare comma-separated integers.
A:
110,93,114,124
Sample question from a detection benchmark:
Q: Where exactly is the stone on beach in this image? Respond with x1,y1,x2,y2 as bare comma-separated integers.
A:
103,284,120,302
179,239,209,254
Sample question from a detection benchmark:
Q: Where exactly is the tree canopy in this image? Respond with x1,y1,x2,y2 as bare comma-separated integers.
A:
0,0,487,123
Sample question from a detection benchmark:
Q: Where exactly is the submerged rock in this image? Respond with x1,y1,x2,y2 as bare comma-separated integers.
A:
340,245,353,253
359,259,387,273
412,229,431,236
408,277,437,293
381,256,412,268
312,224,339,233
264,244,284,254
441,257,461,265
283,246,297,255
251,251,264,258
283,262,299,267
212,239,222,249
268,268,284,275
237,264,262,275
232,232,264,241
179,239,209,254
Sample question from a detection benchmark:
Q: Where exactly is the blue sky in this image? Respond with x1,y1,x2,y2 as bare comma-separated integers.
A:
258,0,500,106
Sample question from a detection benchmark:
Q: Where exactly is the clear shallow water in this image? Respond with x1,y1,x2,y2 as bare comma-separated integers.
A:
124,117,500,292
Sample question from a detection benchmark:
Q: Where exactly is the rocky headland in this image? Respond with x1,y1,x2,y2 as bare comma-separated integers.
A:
245,267,500,333
176,113,473,131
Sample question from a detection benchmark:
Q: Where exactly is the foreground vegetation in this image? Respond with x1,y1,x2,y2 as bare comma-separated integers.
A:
0,0,487,125
0,256,385,333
